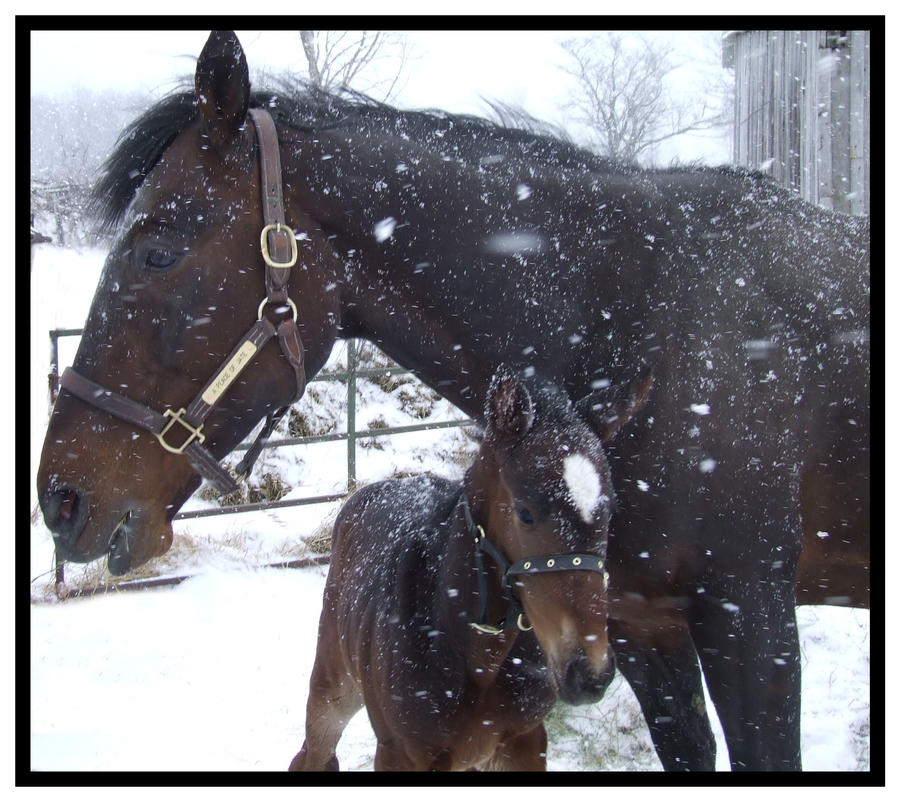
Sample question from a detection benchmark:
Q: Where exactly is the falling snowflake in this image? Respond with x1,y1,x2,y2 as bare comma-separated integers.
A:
374,217,397,242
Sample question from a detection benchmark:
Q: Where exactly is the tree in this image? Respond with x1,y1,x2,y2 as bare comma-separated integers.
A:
297,30,411,101
559,32,732,164
30,87,153,245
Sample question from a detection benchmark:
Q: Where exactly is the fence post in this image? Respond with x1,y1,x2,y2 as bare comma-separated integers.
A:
48,330,60,406
346,339,357,488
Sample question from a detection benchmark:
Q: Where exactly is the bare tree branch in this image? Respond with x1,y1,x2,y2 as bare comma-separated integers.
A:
300,30,321,87
296,30,411,102
560,32,732,163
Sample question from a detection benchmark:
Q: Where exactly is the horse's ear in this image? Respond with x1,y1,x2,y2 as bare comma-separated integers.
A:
195,30,251,148
486,367,534,441
577,370,653,443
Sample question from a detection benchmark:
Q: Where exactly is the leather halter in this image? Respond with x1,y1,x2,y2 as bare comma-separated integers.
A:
459,494,609,635
58,108,306,496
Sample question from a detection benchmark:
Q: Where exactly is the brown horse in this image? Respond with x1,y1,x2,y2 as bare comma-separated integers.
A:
37,31,869,770
290,367,647,771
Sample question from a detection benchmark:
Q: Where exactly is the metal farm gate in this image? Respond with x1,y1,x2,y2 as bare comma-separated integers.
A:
723,29,871,216
45,328,476,598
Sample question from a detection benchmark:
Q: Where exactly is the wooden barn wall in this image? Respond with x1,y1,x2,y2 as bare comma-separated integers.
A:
731,30,869,215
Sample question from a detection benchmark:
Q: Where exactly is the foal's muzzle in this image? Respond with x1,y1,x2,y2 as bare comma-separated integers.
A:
557,648,616,705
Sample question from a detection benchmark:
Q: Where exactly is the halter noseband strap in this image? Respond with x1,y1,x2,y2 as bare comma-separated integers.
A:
57,108,305,495
459,494,608,635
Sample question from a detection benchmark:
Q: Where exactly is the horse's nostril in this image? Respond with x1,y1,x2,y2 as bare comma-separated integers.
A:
40,485,86,542
58,488,77,520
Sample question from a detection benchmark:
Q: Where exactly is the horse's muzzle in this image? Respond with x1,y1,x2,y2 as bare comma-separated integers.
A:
557,648,616,705
39,483,140,574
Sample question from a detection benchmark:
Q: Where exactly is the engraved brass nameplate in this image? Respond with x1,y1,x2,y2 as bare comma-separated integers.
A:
202,341,258,406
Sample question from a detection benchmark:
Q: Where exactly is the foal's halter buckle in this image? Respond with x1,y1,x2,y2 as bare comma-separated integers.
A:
460,494,606,635
469,524,534,633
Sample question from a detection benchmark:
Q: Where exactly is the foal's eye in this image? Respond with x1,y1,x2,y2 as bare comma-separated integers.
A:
516,506,535,525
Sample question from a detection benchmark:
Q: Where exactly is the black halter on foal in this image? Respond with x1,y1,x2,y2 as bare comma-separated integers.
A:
460,495,609,635
58,108,306,496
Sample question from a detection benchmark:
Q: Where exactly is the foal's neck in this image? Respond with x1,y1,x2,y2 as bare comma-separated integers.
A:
439,461,523,682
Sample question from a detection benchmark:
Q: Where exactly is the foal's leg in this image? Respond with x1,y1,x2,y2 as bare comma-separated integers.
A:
373,739,418,771
609,617,717,771
486,724,548,771
288,619,363,771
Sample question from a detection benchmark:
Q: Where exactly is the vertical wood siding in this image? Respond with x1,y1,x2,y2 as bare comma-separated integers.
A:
730,30,869,215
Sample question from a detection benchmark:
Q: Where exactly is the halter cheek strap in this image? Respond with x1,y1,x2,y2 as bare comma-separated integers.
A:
251,108,298,303
57,108,306,495
459,494,609,635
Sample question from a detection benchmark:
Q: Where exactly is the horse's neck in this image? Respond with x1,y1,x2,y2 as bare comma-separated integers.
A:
312,139,528,418
339,261,497,419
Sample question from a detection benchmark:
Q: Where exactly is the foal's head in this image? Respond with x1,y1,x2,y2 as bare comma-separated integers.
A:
467,368,649,704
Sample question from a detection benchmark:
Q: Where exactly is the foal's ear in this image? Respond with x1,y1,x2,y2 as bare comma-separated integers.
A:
486,368,534,441
195,30,251,148
576,370,653,443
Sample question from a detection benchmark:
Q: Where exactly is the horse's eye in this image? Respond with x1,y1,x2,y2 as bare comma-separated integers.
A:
136,241,182,273
144,248,179,272
516,506,535,525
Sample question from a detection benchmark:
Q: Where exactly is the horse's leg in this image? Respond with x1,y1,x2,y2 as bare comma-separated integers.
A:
796,348,870,608
608,617,717,771
688,582,802,771
486,724,548,771
288,618,363,771
796,432,870,607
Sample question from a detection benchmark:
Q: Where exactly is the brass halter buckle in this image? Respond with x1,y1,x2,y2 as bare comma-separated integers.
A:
260,223,298,269
155,407,205,454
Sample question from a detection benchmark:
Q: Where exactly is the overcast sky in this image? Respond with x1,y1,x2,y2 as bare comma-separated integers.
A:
29,30,581,112
29,28,733,164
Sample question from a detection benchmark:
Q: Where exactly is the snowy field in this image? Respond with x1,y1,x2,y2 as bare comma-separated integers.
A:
28,244,871,775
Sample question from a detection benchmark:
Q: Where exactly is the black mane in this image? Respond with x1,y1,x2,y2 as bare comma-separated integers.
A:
91,85,629,233
91,91,197,232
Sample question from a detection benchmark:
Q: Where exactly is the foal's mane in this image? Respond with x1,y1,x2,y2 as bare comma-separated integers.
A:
91,84,627,233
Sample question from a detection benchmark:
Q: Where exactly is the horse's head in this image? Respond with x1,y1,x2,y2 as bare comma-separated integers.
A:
468,367,650,704
36,31,342,574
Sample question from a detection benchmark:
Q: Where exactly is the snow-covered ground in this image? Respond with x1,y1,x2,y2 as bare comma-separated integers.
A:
28,244,870,773
29,564,870,773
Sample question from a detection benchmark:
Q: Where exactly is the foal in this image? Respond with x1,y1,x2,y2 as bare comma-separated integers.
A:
290,368,648,771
